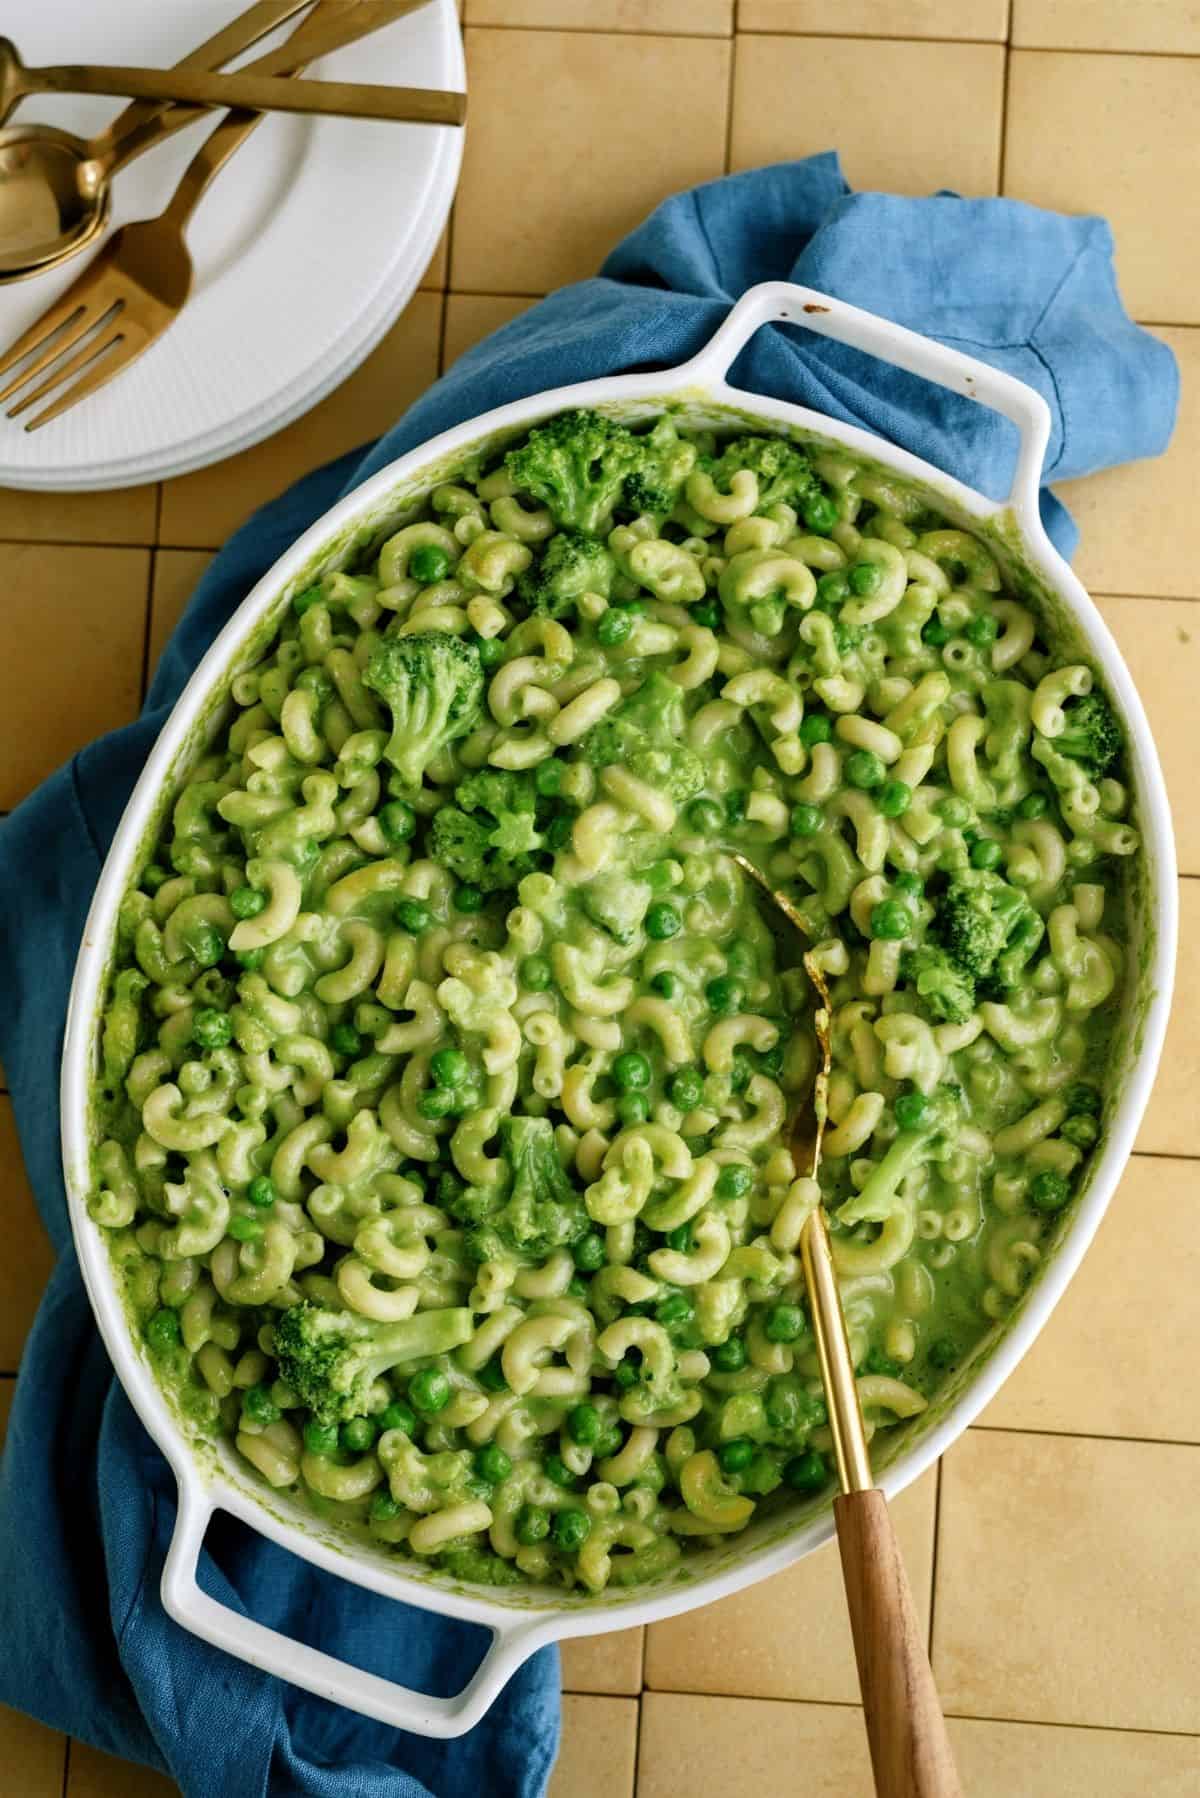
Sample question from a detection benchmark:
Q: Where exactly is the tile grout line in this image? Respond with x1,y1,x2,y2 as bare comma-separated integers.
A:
630,1690,644,1798
139,547,157,705
722,20,738,174
968,1422,1200,1449
996,32,1013,194
642,1688,1200,1739
59,1735,70,1798
731,30,1198,57
926,1455,944,1666
464,21,733,41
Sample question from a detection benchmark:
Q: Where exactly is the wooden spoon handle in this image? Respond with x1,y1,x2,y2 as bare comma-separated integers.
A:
835,1489,962,1798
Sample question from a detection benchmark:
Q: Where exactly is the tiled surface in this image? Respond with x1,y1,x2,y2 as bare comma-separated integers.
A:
3,4,1200,1792
731,38,1006,196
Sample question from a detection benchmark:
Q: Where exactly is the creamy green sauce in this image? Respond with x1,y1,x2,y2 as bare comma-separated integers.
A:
89,412,1136,1594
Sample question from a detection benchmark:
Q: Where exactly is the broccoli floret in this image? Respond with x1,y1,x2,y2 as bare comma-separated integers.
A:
836,1085,963,1226
518,527,616,619
362,632,483,788
430,769,546,893
439,1545,524,1587
935,869,1043,986
505,408,641,536
702,434,820,515
901,945,976,1024
622,418,698,517
274,1301,474,1424
1053,691,1123,779
495,1115,588,1258
579,671,704,802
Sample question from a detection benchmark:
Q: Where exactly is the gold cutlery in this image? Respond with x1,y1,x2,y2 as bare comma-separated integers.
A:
0,34,465,132
0,0,437,428
0,0,322,279
731,853,962,1798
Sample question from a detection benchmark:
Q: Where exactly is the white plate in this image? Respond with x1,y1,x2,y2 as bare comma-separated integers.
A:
0,0,464,491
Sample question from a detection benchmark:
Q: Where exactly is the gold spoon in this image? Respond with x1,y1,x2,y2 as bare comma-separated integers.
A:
0,34,465,135
0,0,321,279
730,853,962,1798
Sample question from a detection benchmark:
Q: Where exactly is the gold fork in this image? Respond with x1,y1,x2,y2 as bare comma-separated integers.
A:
0,0,432,430
730,851,962,1798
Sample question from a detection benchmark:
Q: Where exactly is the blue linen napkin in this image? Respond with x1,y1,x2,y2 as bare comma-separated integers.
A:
0,153,1176,1798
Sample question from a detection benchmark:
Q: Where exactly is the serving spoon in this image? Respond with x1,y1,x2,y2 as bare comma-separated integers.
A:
730,853,962,1798
0,34,465,134
0,0,439,280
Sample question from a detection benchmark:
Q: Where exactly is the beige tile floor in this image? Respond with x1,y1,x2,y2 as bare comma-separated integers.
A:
1,3,1198,1793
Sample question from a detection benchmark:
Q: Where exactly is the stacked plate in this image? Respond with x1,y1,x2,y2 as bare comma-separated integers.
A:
0,0,464,491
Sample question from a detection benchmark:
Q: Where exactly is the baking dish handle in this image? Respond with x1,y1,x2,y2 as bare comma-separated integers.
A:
161,1484,539,1739
681,281,1052,518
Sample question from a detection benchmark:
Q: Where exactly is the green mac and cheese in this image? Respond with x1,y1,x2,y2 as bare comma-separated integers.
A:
92,409,1136,1593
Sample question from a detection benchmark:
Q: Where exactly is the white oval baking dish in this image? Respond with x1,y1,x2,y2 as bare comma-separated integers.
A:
60,282,1177,1738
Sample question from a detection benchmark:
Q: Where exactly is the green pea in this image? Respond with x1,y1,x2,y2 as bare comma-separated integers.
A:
618,1092,650,1127
815,570,849,610
596,608,633,647
242,1385,279,1427
877,780,911,818
692,599,721,629
789,802,822,838
186,925,225,969
544,814,574,851
803,492,840,535
664,1221,692,1254
650,971,680,1000
1016,790,1049,820
379,800,418,847
848,561,882,597
471,632,505,669
715,1163,753,1200
515,1504,550,1547
759,1043,784,1079
228,1215,263,1244
969,837,1004,871
454,883,484,914
783,1449,827,1492
613,1051,651,1092
142,863,168,893
236,948,264,972
892,871,924,901
573,1232,606,1273
567,1404,601,1447
799,711,832,746
292,586,322,617
520,954,553,992
686,797,724,834
718,1438,756,1475
965,612,998,648
706,975,743,1016
1029,1170,1071,1213
1066,1082,1101,1116
331,1023,362,1057
729,1050,754,1095
430,1047,470,1088
656,1290,695,1330
475,1443,512,1483
845,749,886,790
711,1335,746,1373
370,1492,403,1522
894,1091,928,1132
246,1174,276,1209
192,1007,232,1049
409,1367,451,1414
668,1068,705,1113
612,1360,639,1392
418,1088,457,1120
340,1415,377,1453
145,1308,181,1354
551,1509,591,1553
870,900,911,941
936,793,971,827
543,1454,577,1489
410,543,451,584
725,790,748,825
921,617,950,646
764,1303,805,1343
1061,1113,1099,1148
229,885,266,920
394,897,431,933
477,1357,508,1393
531,759,562,800
304,1419,339,1456
645,901,681,940
380,1400,417,1434
566,1275,588,1299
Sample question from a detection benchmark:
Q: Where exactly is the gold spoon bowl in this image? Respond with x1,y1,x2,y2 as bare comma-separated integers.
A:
0,124,110,277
